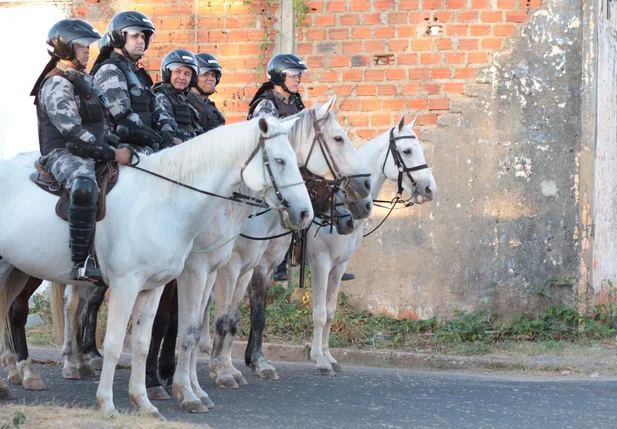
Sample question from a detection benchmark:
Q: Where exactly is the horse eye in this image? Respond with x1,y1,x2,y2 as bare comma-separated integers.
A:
275,158,286,166
403,149,412,155
334,136,344,142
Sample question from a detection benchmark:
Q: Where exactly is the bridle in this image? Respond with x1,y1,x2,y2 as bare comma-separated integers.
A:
382,127,430,199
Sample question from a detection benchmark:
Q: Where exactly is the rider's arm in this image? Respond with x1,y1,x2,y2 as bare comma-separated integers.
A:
251,99,279,119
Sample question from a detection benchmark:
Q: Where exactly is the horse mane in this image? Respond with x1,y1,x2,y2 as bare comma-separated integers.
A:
137,119,261,189
284,107,339,150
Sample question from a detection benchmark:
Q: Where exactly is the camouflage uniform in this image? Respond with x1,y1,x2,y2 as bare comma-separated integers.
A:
154,85,204,141
248,87,304,119
93,57,176,136
38,67,102,188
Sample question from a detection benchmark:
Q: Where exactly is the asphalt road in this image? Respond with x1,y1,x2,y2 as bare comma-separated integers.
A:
5,355,617,429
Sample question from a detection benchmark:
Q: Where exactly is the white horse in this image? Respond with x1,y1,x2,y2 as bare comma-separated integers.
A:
57,96,372,411
0,116,313,416
304,115,437,374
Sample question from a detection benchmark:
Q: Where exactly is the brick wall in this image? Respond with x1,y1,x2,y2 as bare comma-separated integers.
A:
70,0,545,137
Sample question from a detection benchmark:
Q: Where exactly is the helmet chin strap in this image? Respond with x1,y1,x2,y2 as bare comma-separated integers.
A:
195,83,215,97
121,46,142,62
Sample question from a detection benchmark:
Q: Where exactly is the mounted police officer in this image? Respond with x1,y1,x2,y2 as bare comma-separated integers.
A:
30,19,132,282
247,53,306,120
91,11,177,152
188,53,226,132
154,49,204,141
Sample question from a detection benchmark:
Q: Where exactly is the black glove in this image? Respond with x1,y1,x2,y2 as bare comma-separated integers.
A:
160,131,175,150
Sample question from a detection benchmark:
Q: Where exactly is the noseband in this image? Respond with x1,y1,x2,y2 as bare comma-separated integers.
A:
382,127,430,198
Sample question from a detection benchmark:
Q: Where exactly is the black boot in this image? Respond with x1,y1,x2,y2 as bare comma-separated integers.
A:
68,177,103,283
272,260,288,281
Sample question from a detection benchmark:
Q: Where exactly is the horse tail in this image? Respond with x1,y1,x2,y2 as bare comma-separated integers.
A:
49,283,66,347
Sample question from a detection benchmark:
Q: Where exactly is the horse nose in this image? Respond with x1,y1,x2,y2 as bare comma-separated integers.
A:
346,218,354,228
300,209,310,223
425,186,433,198
364,179,371,192
365,201,372,212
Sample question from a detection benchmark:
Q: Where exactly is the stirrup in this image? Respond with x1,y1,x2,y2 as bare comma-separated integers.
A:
71,255,105,286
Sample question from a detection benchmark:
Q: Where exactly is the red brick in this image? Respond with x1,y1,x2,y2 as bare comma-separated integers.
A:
420,53,441,64
429,98,450,110
347,114,369,127
372,114,393,126
387,68,407,80
343,41,363,53
436,38,453,50
315,15,336,26
481,11,503,22
353,28,371,39
482,38,502,49
298,43,313,55
340,100,361,111
376,0,395,10
366,70,386,80
320,71,340,82
331,55,350,67
357,85,377,96
333,85,355,96
306,56,324,67
458,38,479,50
361,99,381,111
399,0,420,9
366,40,386,51
408,99,429,109
506,11,528,22
471,0,491,7
355,128,375,139
239,44,260,55
409,68,430,79
525,0,542,7
444,82,465,93
397,53,418,64
423,0,443,9
306,1,324,12
330,28,349,39
468,52,490,63
229,30,249,42
351,0,371,11
497,0,517,7
454,67,475,78
340,14,360,25
446,52,466,63
424,83,442,94
398,26,415,37
418,114,438,125
388,40,409,51
326,1,346,12
412,39,433,51
402,83,421,94
384,99,406,110
431,68,452,78
363,13,383,25
307,29,326,40
447,0,466,8
343,70,364,80
410,12,432,23
75,5,88,16
434,12,454,22
447,25,468,36
376,27,395,38
494,24,516,36
470,25,491,36
458,11,478,21
388,12,409,24
379,85,398,95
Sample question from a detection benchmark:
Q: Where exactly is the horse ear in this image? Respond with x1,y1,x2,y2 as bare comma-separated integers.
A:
317,94,337,119
345,126,351,135
279,117,300,134
408,115,418,129
396,114,406,133
258,117,269,135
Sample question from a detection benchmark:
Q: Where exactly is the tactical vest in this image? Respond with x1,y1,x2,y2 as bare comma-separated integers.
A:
96,52,156,128
247,88,305,119
37,68,106,156
187,92,226,132
154,84,200,134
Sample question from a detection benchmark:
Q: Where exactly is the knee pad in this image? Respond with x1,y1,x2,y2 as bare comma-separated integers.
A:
70,177,98,206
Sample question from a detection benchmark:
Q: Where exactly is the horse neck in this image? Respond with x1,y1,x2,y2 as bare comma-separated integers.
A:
287,110,315,167
357,134,389,200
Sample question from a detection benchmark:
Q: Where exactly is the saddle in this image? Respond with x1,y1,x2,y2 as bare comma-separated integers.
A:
29,161,119,222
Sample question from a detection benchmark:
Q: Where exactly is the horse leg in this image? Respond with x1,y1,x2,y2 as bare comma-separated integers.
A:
210,263,240,389
246,266,278,380
198,291,214,357
81,285,107,371
173,268,210,413
189,274,216,408
310,259,336,376
96,279,141,416
158,282,177,392
12,276,46,390
128,287,166,418
145,282,174,401
323,263,347,373
61,285,85,380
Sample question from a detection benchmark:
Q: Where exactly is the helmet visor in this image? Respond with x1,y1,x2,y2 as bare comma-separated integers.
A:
284,68,307,78
199,67,221,76
72,37,100,47
123,26,155,40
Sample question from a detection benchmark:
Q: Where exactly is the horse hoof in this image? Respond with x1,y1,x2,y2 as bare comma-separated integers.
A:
147,386,170,401
150,411,166,420
0,386,15,400
258,368,279,381
317,366,336,376
22,376,47,391
89,356,103,371
8,373,22,385
200,396,216,409
216,376,239,390
165,384,174,396
331,362,343,373
62,366,80,380
233,373,248,386
78,365,96,378
181,400,209,414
